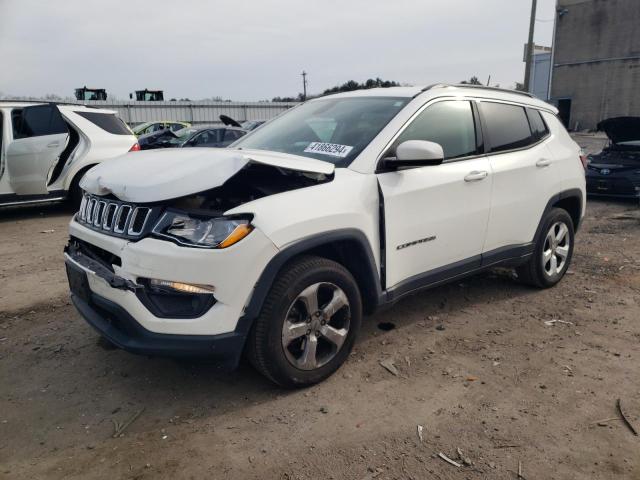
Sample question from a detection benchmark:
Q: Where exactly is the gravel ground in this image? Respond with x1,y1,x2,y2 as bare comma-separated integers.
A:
2,135,640,480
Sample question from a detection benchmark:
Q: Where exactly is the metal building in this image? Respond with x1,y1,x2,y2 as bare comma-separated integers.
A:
550,0,640,130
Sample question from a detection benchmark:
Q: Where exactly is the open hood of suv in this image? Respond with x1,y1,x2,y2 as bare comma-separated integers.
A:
80,148,334,203
597,117,640,144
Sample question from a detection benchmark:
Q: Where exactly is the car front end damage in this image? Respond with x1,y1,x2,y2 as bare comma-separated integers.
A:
64,148,334,367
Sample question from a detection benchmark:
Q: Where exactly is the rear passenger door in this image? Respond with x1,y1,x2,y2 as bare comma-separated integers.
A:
378,100,492,289
6,104,69,195
479,102,559,254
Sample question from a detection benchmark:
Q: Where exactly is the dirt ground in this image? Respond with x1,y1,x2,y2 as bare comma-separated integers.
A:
2,135,640,480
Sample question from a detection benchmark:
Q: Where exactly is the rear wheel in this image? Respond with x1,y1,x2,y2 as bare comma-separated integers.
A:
517,208,574,288
247,256,362,388
67,167,94,209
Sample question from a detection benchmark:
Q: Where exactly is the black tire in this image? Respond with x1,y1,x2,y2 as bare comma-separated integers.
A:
517,207,575,288
246,255,362,388
67,167,93,209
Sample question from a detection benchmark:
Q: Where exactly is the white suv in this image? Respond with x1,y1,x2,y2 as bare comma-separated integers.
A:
64,85,586,387
0,101,138,207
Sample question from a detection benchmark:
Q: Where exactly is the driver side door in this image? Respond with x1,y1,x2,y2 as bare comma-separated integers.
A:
6,104,69,195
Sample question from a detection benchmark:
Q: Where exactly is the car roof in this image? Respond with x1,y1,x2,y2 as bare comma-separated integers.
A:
0,100,117,114
319,84,557,113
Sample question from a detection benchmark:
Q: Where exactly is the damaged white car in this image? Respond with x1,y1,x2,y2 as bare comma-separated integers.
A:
0,101,138,207
65,84,586,387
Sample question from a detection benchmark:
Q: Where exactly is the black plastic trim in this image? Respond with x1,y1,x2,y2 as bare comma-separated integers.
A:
70,292,244,368
0,190,66,205
236,228,383,335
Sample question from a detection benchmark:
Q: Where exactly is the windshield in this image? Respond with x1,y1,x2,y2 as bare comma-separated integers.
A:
232,97,409,166
132,122,154,135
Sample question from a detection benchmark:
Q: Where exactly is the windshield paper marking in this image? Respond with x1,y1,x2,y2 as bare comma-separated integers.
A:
304,142,354,158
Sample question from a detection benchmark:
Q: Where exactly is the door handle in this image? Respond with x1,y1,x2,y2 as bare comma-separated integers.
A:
47,142,60,148
536,158,552,167
464,170,488,182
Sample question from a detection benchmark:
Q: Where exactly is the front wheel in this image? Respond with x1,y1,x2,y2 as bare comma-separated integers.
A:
247,255,362,388
517,208,575,288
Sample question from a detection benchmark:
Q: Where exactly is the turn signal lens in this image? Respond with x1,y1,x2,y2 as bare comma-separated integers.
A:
148,279,215,294
219,224,253,248
129,142,141,152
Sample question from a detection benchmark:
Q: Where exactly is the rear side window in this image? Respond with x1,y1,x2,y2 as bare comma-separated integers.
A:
74,111,132,135
393,100,478,160
12,105,68,139
526,108,550,141
480,102,534,153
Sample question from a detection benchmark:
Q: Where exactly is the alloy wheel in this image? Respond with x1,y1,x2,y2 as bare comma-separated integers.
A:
281,282,351,370
542,221,570,277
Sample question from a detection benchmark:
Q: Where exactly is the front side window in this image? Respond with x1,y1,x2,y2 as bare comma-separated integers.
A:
233,97,409,166
480,102,534,153
391,100,477,160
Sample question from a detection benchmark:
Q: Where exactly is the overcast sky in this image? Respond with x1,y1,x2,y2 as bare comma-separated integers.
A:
0,0,556,101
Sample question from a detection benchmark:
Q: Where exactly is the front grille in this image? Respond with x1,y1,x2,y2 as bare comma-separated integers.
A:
77,193,157,239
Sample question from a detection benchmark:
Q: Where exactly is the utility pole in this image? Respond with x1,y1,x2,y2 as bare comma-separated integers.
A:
523,0,538,92
301,71,308,101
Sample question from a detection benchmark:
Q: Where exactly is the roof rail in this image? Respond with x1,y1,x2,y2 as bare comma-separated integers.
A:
417,84,535,99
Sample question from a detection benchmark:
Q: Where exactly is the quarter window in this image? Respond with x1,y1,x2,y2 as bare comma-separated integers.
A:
392,100,477,160
74,111,132,135
480,102,534,153
526,108,549,141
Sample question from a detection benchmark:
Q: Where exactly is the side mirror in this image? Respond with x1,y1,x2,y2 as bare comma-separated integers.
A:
392,140,444,167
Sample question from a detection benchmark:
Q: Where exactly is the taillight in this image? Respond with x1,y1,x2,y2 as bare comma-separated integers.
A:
579,151,588,169
129,142,141,152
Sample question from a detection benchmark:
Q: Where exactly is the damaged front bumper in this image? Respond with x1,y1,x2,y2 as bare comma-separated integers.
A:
65,218,279,365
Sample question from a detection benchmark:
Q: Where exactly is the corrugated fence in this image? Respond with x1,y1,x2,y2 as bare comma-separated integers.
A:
79,100,297,125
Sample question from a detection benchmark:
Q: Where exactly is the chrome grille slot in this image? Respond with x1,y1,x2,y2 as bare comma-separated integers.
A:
114,205,132,234
127,207,151,236
78,195,88,221
103,203,118,230
86,198,96,223
76,193,155,239
93,201,106,227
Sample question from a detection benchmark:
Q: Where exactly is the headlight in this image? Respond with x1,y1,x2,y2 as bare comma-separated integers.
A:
152,210,253,248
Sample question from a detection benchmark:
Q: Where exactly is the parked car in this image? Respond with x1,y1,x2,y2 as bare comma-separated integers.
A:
65,84,586,387
132,121,190,137
180,126,246,148
586,116,640,199
220,114,265,131
0,101,139,207
138,125,246,150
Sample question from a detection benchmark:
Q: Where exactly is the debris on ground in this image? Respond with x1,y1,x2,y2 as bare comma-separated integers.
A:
544,319,574,326
456,447,472,466
379,358,399,376
111,408,145,438
437,452,461,468
616,398,639,436
417,425,424,443
40,229,55,234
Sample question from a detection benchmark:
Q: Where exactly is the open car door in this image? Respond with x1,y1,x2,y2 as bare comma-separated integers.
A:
6,104,69,195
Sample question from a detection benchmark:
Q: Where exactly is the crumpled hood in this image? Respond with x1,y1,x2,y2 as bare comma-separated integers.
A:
597,117,640,144
80,148,334,203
